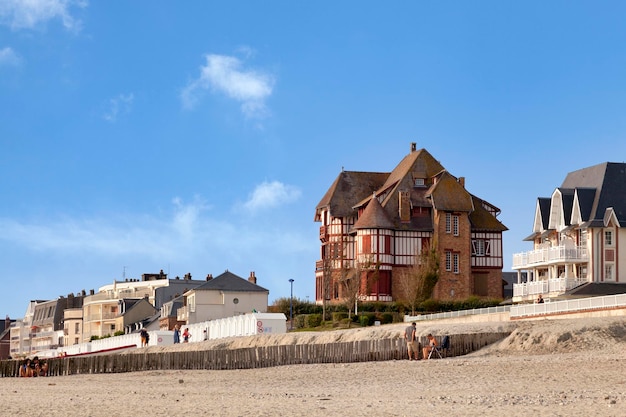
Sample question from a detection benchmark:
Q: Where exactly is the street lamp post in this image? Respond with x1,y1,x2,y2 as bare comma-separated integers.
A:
289,279,294,330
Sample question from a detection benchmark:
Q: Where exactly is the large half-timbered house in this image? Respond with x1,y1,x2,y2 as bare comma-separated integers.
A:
512,162,626,302
314,143,508,304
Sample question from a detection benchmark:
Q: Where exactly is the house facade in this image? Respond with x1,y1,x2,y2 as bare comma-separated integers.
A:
512,162,626,302
314,143,508,304
82,272,204,342
177,271,269,324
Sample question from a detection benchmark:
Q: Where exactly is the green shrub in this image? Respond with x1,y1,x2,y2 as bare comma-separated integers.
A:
332,312,348,322
305,314,323,328
380,312,394,324
358,312,376,327
293,314,305,329
420,299,440,312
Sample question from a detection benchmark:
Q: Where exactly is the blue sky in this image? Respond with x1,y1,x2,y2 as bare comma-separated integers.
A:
2,1,626,319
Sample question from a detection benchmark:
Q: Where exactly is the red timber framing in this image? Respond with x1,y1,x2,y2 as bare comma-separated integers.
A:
314,144,508,304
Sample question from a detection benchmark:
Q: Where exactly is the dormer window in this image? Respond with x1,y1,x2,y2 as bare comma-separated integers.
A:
414,178,425,187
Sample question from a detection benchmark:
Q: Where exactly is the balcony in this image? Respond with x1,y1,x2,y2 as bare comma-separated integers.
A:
177,305,189,322
86,312,118,321
319,226,328,242
513,277,587,299
512,245,588,269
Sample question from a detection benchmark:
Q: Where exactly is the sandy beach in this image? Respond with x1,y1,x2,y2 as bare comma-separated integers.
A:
4,316,626,416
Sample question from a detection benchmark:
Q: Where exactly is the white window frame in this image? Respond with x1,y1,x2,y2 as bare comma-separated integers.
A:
605,229,614,246
453,215,459,236
453,253,459,274
445,251,451,271
605,264,614,281
445,213,451,234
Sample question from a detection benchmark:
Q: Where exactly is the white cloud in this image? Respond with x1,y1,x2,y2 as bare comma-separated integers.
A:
0,198,212,259
0,47,21,66
0,0,87,31
0,195,308,269
181,53,275,118
103,93,134,123
243,181,301,211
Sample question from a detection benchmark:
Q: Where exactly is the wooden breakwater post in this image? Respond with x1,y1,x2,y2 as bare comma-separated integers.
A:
0,331,511,377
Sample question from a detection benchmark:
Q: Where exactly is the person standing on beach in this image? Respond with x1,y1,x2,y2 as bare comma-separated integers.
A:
404,322,418,360
173,324,180,344
182,327,191,343
140,329,149,347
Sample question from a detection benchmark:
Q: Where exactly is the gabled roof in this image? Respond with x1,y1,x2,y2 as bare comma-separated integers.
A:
557,188,575,227
428,171,474,212
315,144,506,233
353,196,395,230
315,171,388,219
561,162,626,225
469,195,508,232
121,298,157,317
536,197,551,231
574,187,596,222
377,148,445,199
190,271,269,293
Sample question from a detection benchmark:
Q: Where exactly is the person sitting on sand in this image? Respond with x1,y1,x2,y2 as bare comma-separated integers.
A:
32,356,48,377
19,358,33,377
422,334,438,360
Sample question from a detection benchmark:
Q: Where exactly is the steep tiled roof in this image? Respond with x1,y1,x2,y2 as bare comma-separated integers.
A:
378,148,444,194
315,171,388,219
561,162,626,224
557,188,575,226
353,197,395,229
538,198,551,230
316,145,505,233
428,171,473,212
469,195,508,232
574,188,596,222
192,271,269,293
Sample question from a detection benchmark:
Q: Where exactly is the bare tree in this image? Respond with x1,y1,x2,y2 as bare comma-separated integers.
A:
320,253,333,322
340,254,379,319
396,242,440,315
339,265,360,319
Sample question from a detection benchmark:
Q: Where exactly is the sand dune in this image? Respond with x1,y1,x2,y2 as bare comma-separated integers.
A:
5,316,626,416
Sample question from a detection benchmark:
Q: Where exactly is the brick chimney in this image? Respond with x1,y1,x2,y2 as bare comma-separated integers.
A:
458,176,465,188
411,142,416,153
248,271,257,284
206,274,213,281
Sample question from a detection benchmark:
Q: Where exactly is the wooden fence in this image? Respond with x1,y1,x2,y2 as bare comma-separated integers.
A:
0,332,510,377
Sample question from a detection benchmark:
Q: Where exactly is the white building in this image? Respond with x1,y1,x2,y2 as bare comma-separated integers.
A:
512,162,626,302
177,271,269,324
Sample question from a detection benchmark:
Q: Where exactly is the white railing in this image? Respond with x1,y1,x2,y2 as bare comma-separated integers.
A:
40,313,287,358
510,293,626,318
513,278,587,297
512,245,588,269
405,305,511,322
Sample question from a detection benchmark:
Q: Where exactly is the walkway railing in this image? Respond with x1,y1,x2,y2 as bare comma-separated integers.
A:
405,305,511,322
510,293,626,318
